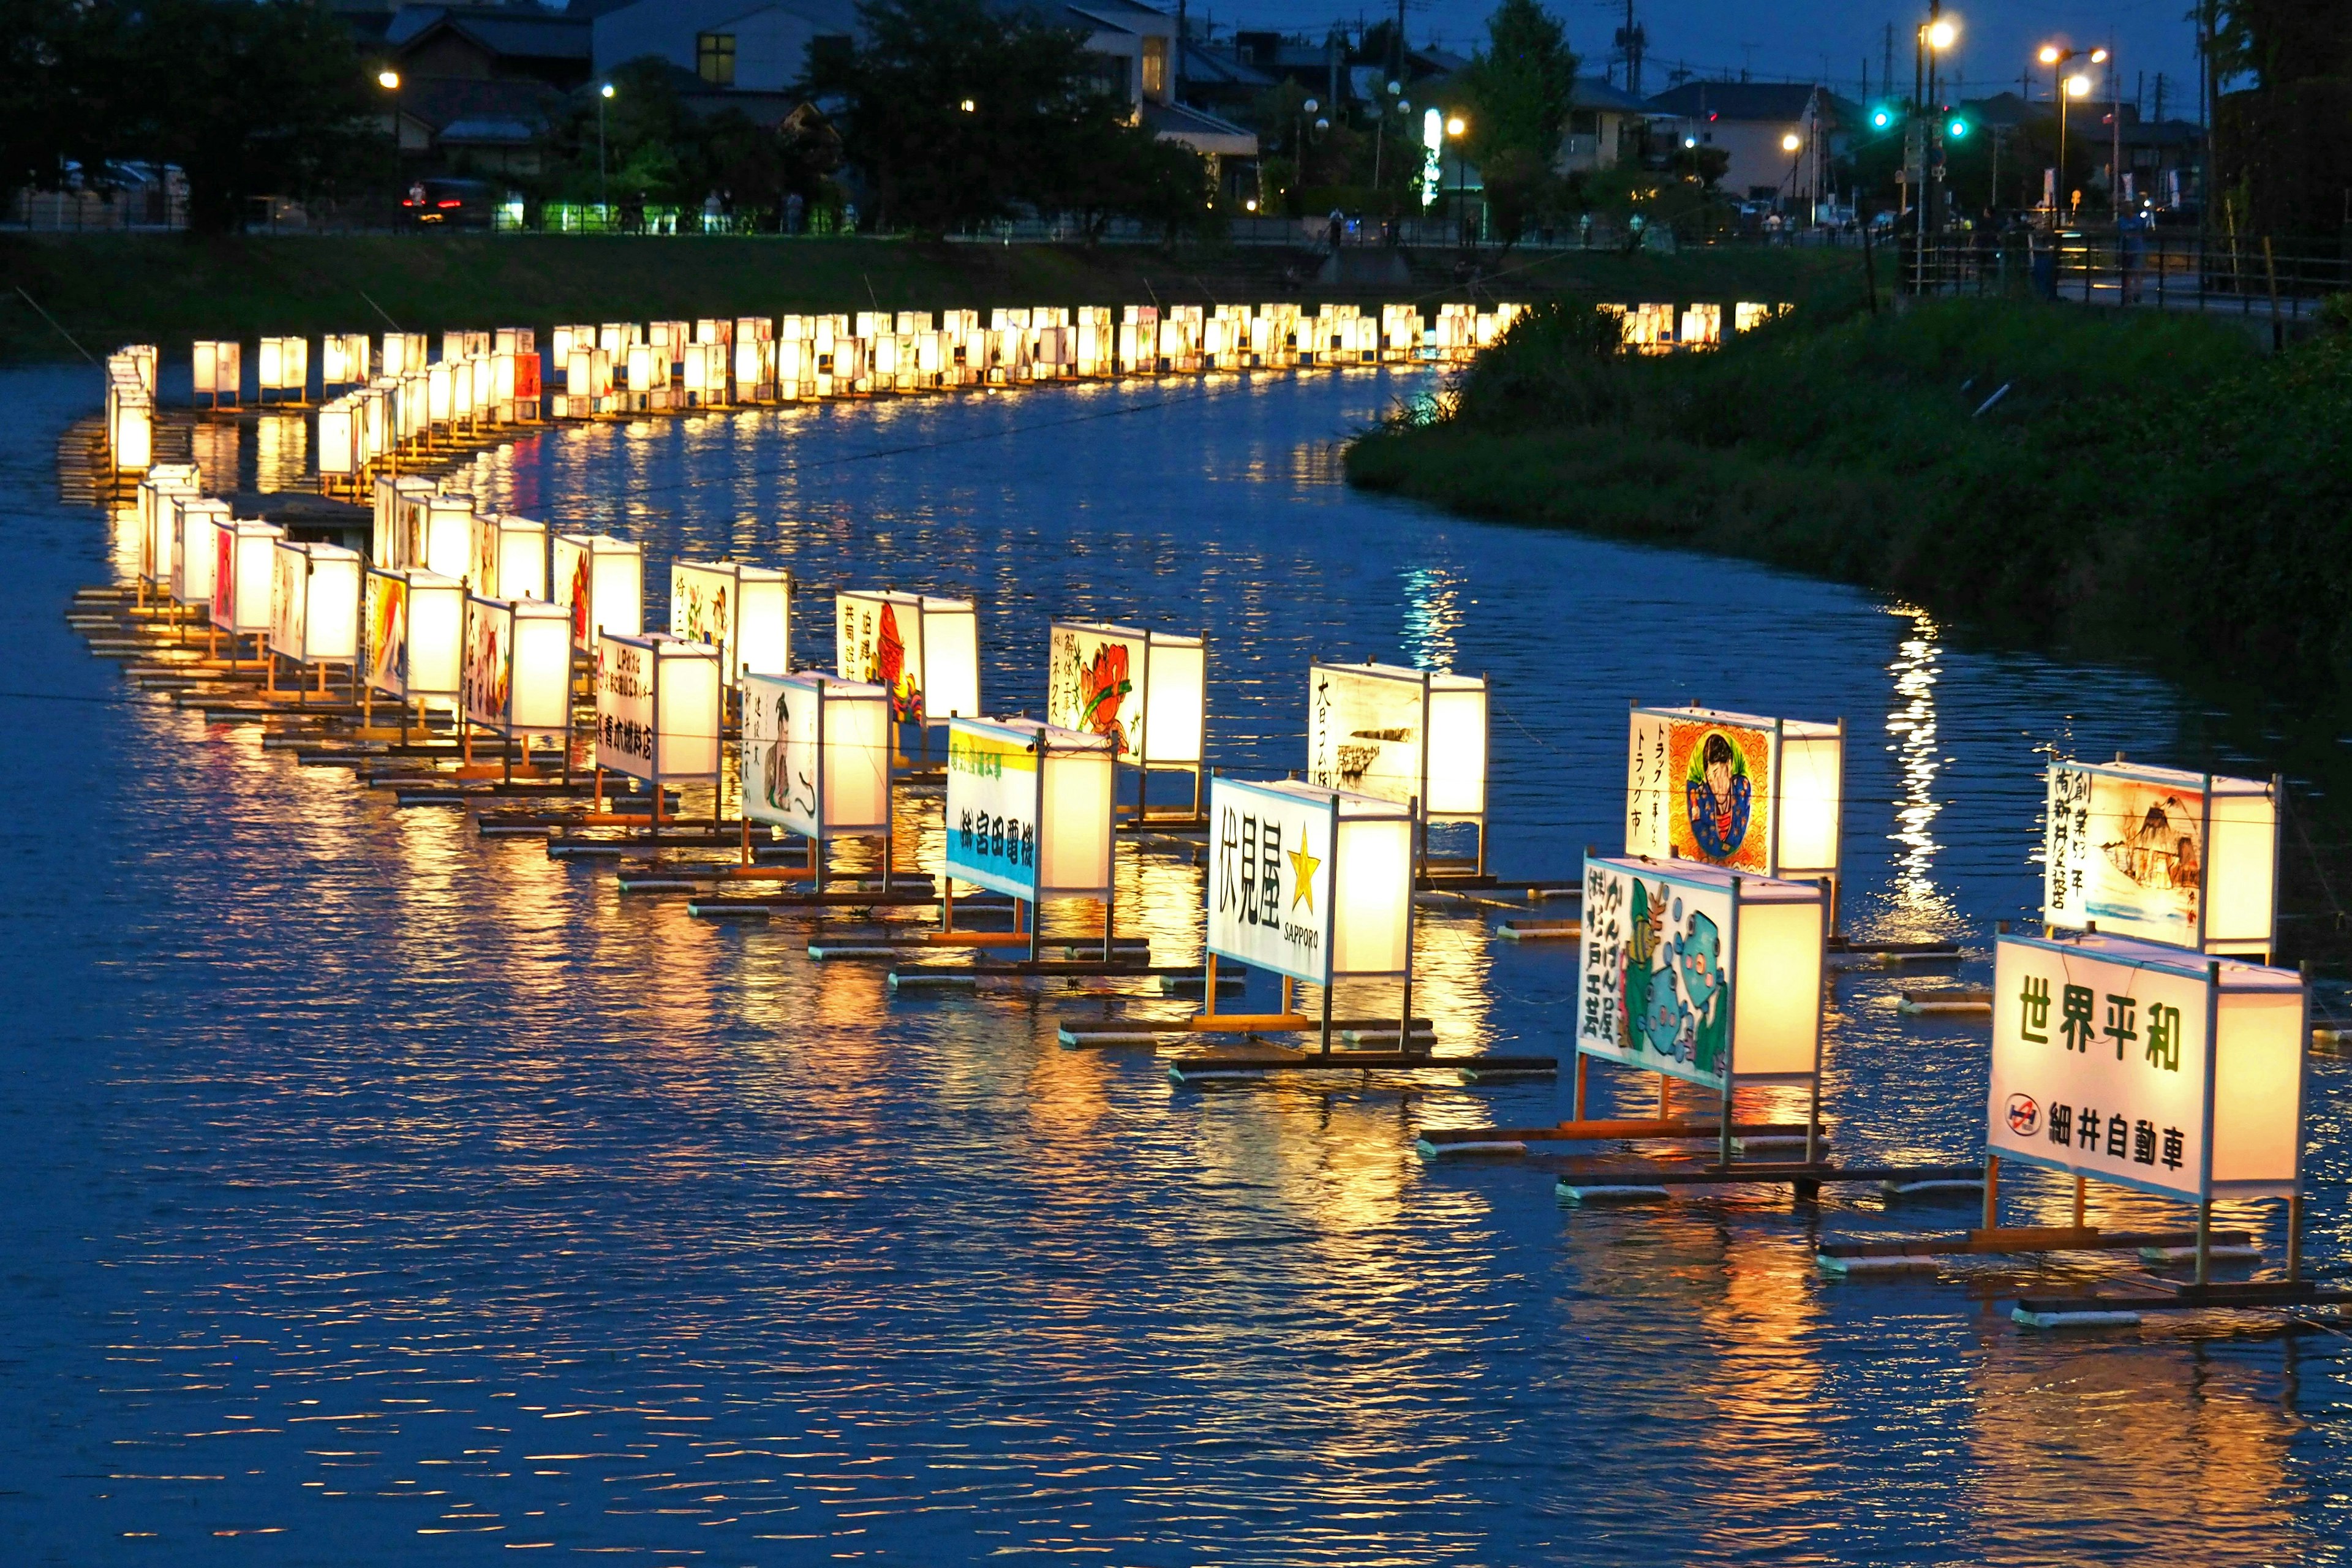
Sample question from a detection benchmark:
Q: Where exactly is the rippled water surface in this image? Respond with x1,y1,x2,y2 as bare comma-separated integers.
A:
6,363,2350,1566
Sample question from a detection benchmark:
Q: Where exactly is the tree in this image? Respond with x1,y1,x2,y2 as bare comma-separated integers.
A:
0,0,113,206
1448,0,1577,245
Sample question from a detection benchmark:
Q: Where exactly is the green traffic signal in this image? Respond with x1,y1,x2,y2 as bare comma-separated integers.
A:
1945,115,1970,139
1870,105,1896,130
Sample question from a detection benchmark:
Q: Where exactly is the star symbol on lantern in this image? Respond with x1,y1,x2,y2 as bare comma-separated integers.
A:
1287,840,1321,911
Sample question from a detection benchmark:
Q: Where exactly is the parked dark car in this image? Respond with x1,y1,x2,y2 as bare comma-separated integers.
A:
401,177,496,228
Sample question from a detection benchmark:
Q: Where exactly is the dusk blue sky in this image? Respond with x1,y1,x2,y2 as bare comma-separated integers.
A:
1192,0,2210,120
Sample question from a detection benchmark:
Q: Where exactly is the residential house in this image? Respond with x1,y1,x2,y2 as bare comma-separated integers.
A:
386,6,598,89
592,0,859,94
1558,75,1651,174
1646,78,1853,205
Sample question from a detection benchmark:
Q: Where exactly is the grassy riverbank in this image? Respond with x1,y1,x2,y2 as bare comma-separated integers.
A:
0,232,1860,364
1347,296,2352,695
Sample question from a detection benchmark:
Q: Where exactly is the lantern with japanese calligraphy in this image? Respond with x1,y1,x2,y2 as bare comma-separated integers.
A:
257,336,307,402
269,540,361,668
1985,932,2305,1246
1046,620,1207,817
944,717,1115,917
833,590,979,729
192,340,241,405
595,632,722,793
670,560,790,688
469,513,547,602
554,533,644,652
1305,660,1488,867
2042,760,2278,959
464,595,572,746
211,521,284,636
363,567,464,710
743,673,892,884
1625,704,1845,893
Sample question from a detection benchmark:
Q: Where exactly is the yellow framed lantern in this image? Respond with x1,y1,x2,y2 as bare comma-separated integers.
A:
171,499,232,608
1577,854,1829,1161
364,567,466,715
470,513,548,602
464,595,573,756
137,464,202,591
595,633,722,812
945,717,1117,954
834,590,980,733
1625,704,1845,894
671,560,791,688
2044,759,2278,959
257,336,307,404
1305,660,1489,872
1046,619,1207,820
555,533,644,652
742,673,893,889
192,340,241,406
211,521,284,638
269,540,362,671
107,374,151,472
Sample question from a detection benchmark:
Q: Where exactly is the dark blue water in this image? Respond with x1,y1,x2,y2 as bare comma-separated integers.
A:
6,363,2348,1566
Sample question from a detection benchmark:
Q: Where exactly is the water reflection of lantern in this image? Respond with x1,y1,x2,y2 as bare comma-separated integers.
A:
742,673,892,889
363,567,465,720
268,541,361,690
1046,619,1207,820
1305,660,1488,873
1626,704,1845,903
1986,930,2307,1287
2042,758,2278,959
670,560,790,688
554,533,644,650
1575,854,1828,1163
470,513,548,602
1205,777,1417,1048
595,632,722,820
833,590,980,739
464,595,573,772
945,717,1116,957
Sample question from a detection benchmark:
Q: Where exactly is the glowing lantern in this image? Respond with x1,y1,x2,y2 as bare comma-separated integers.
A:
269,541,361,666
464,595,573,744
742,673,893,878
2044,760,2279,958
372,474,434,566
1305,661,1488,864
554,533,644,651
834,590,979,727
137,464,202,589
192,340,241,404
1046,619,1207,814
1625,706,1845,888
669,560,790,688
171,498,231,608
470,513,548,602
406,492,473,580
257,336,307,402
595,632,722,788
944,717,1116,913
317,398,359,480
211,521,284,635
363,567,464,708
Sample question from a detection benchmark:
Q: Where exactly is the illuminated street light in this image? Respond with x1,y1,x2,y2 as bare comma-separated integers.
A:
1926,18,1956,49
377,69,399,90
1781,132,1801,151
2066,74,2090,96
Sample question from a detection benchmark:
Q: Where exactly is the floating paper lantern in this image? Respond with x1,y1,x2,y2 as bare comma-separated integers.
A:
1626,706,1844,885
211,521,284,635
171,498,231,607
1987,931,2305,1203
363,567,464,706
944,717,1115,905
138,464,202,588
1046,620,1207,811
595,632,722,786
670,560,789,688
2044,760,2278,957
372,474,434,567
1577,854,1826,1095
1207,776,1415,987
470,513,548,602
1305,660,1488,825
742,672,893,846
257,336,307,401
317,398,359,480
834,590,979,725
464,595,572,742
269,540,361,665
554,533,644,650
419,492,475,581
192,340,241,403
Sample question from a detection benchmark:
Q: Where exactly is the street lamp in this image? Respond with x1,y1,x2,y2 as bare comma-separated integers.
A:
2039,43,2103,222
597,81,614,221
1914,8,1959,254
1444,113,1469,245
378,69,402,224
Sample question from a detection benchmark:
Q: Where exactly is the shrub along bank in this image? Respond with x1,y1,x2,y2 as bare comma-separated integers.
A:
1346,296,2352,696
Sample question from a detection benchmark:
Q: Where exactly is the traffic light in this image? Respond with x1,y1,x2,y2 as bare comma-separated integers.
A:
1944,111,1973,140
1869,102,1898,131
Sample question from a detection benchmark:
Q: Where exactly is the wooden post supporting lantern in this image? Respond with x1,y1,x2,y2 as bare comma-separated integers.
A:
1625,704,1846,922
556,533,645,652
463,595,572,780
595,632,721,837
1046,619,1207,823
1204,777,1417,1050
834,590,979,763
742,673,892,891
944,717,1115,961
2043,758,2280,959
363,567,465,741
1983,931,2308,1286
268,541,361,701
1576,854,1828,1167
671,560,791,689
1305,660,1488,878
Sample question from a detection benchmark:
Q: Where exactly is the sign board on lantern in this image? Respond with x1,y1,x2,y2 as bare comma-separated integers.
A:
2043,760,2278,957
464,595,571,742
1205,776,1414,987
212,521,284,634
741,673,892,840
1576,855,1825,1093
1045,620,1207,767
1986,932,2306,1202
835,591,979,725
942,717,1115,903
1625,705,1845,880
671,560,791,688
269,541,361,666
1305,661,1488,820
556,534,644,652
364,567,464,704
595,633,721,785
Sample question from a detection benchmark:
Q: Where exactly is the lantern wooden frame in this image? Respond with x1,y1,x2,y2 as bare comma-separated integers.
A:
742,672,894,891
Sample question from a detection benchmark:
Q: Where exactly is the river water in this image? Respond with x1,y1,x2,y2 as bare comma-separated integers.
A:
5,361,2348,1566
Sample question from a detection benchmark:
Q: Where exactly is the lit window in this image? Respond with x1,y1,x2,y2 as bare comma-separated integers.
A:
697,32,736,85
1142,37,1166,99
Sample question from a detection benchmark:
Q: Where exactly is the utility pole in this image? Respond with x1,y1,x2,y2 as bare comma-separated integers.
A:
1883,23,1895,107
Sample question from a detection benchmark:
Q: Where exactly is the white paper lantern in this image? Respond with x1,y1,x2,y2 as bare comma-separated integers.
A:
595,632,722,786
108,385,151,472
419,492,474,581
363,567,465,706
742,672,892,841
257,336,307,400
426,360,452,426
372,474,434,567
317,398,359,478
172,498,231,607
137,464,202,587
1305,660,1488,821
192,340,241,401
1045,620,1207,771
469,513,548,602
1987,931,2305,1201
833,590,979,726
1625,706,1844,884
670,560,790,688
944,717,1115,903
554,533,644,651
464,595,572,742
1576,854,1826,1093
211,521,284,634
2044,760,2279,958
269,541,362,665
1207,776,1414,986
